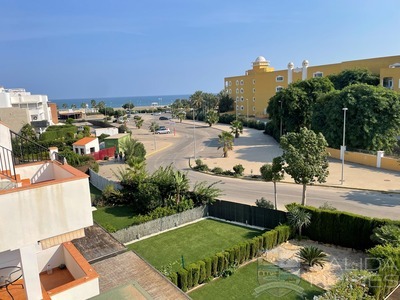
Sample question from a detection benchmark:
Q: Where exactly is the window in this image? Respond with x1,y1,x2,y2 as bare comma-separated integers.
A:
313,72,323,78
240,97,244,102
276,75,284,82
240,88,244,94
240,105,244,111
90,147,95,153
252,79,256,84
236,88,239,94
253,88,256,93
276,86,283,92
252,106,256,111
236,80,239,85
236,105,239,110
229,89,232,94
229,81,232,86
240,80,244,85
225,81,228,87
383,77,393,89
236,96,239,101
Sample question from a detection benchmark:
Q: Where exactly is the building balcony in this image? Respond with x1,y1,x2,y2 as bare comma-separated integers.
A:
0,242,99,300
0,160,93,252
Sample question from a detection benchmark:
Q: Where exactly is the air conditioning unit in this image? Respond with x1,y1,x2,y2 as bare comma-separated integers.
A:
32,115,38,121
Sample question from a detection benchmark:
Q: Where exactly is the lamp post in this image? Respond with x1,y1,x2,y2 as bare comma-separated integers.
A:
279,100,283,137
340,107,348,185
192,108,196,160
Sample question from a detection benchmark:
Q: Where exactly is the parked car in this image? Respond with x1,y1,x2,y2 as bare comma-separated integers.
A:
155,127,171,134
159,116,169,120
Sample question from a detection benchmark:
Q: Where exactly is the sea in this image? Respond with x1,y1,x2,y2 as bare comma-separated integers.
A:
51,94,190,109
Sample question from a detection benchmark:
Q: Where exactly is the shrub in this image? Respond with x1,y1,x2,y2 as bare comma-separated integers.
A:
216,252,225,275
222,170,235,176
103,155,109,160
233,164,245,176
239,243,247,264
255,197,274,209
263,230,278,249
211,167,224,174
187,263,199,287
318,202,337,211
169,272,178,286
296,246,328,268
102,223,117,233
193,159,209,171
211,255,218,277
198,261,206,284
203,258,212,279
370,224,400,246
177,268,188,291
275,225,291,244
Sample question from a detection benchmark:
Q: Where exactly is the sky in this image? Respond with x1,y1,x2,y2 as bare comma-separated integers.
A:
1,0,399,100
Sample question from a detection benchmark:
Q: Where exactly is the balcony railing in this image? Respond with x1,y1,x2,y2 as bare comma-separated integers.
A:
10,130,65,166
0,145,17,181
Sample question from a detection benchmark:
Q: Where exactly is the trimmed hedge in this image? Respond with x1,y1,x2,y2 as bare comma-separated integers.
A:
172,224,291,291
299,205,399,250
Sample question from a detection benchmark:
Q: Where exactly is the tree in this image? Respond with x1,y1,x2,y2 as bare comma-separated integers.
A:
267,77,334,138
90,99,97,108
134,116,144,129
218,131,234,158
312,84,400,153
172,170,189,204
19,123,37,141
287,205,311,238
190,91,204,118
70,104,77,109
203,93,219,111
205,110,219,127
122,102,135,109
218,90,234,113
328,68,379,90
260,156,284,209
280,127,329,205
62,103,68,109
370,224,400,247
255,197,274,209
230,120,243,138
149,121,159,133
80,102,87,109
177,111,186,123
122,138,146,162
97,101,105,110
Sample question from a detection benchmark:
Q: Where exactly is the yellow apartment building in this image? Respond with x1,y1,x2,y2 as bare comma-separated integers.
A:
224,55,400,117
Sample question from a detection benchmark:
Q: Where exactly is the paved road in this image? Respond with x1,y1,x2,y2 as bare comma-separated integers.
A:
145,120,400,220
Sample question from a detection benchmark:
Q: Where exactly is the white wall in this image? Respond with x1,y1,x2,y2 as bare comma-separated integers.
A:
50,278,99,300
36,244,64,273
95,127,118,137
64,249,86,279
0,178,93,252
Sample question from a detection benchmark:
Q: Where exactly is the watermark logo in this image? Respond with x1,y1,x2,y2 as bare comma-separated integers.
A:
253,256,304,298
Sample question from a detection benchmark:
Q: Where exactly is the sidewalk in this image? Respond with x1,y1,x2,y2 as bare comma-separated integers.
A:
98,117,400,193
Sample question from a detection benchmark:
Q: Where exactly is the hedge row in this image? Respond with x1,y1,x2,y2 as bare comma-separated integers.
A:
170,224,291,291
300,205,400,251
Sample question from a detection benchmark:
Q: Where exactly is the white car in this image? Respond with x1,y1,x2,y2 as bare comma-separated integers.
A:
155,128,171,134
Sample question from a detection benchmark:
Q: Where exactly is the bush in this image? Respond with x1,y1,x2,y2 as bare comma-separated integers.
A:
216,252,226,276
275,225,291,244
263,230,278,250
211,255,218,277
211,167,224,174
222,170,235,176
198,261,206,284
177,269,188,291
233,164,245,176
318,202,337,211
255,197,274,209
193,159,209,171
370,224,400,246
296,246,328,268
169,272,178,286
203,258,212,279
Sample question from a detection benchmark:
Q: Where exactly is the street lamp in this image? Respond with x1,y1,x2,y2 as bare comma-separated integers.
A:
279,100,283,137
191,108,196,160
340,107,348,185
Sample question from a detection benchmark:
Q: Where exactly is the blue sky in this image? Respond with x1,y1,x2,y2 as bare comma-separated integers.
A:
1,0,399,99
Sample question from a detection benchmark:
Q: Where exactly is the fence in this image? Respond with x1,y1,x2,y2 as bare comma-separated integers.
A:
112,206,208,244
92,146,116,161
208,200,287,229
89,168,122,191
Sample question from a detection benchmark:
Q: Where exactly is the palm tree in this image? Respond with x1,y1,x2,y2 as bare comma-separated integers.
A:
90,99,97,108
135,117,144,129
62,103,68,109
218,131,234,158
230,120,243,138
70,104,77,109
149,121,159,133
190,91,204,118
172,170,189,204
205,110,219,127
80,102,87,109
177,111,186,123
287,206,311,238
297,246,328,268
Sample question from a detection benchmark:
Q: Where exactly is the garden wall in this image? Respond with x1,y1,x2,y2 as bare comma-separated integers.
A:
89,168,122,191
208,200,287,229
112,205,208,244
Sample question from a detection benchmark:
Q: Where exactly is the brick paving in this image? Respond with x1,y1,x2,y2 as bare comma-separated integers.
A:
92,251,189,299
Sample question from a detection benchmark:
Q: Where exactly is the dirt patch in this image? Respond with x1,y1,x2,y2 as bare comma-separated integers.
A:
262,239,367,290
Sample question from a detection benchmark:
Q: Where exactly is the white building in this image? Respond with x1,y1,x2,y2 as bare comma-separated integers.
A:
73,137,100,155
0,121,100,299
0,86,54,126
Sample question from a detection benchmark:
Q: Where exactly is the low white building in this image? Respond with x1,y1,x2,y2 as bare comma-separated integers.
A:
0,86,55,131
72,137,99,155
0,121,100,299
94,127,118,137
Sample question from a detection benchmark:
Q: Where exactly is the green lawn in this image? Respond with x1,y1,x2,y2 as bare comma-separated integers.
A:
189,261,325,300
93,205,137,231
128,219,263,271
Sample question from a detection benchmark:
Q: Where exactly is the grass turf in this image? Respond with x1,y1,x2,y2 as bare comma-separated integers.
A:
128,219,263,271
93,205,137,231
189,261,325,300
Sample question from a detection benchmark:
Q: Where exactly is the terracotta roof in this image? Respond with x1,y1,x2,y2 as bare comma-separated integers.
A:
73,137,97,146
